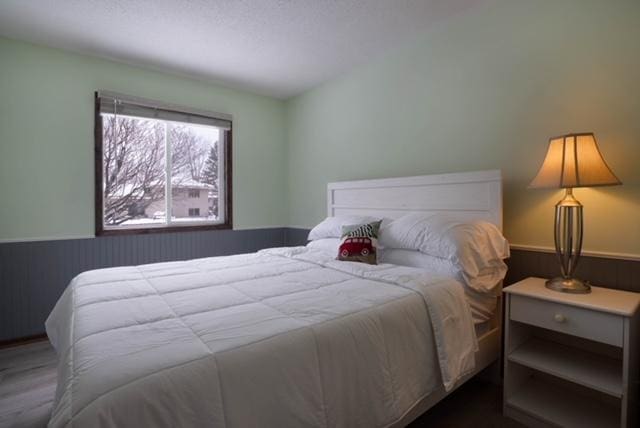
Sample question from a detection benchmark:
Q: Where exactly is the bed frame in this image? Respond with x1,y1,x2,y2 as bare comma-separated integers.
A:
326,169,503,427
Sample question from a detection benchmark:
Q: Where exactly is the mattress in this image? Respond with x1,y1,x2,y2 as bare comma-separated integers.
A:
46,246,477,428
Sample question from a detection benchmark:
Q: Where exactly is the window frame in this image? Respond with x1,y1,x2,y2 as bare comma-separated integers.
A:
94,92,233,236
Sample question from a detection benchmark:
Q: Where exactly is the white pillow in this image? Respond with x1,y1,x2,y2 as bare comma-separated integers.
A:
308,215,379,241
379,248,462,278
380,213,509,294
306,238,341,254
379,249,500,321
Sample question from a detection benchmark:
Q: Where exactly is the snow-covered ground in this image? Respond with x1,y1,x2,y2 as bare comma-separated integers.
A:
119,218,165,225
171,217,219,222
119,216,219,226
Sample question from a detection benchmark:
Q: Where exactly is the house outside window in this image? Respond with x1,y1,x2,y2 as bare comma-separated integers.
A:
95,91,232,235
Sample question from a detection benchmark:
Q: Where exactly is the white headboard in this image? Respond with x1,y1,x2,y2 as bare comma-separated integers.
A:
327,170,503,230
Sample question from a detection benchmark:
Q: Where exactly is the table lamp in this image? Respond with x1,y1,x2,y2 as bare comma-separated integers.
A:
529,133,621,294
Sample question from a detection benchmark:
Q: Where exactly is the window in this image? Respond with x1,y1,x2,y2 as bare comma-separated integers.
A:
95,91,232,235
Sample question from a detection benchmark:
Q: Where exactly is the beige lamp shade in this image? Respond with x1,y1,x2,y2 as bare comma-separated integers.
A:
529,133,621,189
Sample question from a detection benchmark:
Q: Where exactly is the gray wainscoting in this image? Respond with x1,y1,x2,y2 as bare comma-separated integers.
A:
0,228,286,343
2,227,638,343
283,228,310,246
505,249,640,293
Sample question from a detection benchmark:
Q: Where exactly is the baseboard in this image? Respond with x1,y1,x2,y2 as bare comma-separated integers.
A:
0,333,48,349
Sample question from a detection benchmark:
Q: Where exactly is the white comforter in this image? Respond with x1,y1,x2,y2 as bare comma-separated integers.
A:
46,247,477,428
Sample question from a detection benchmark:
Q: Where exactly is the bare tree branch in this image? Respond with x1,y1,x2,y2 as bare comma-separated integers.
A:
102,116,217,225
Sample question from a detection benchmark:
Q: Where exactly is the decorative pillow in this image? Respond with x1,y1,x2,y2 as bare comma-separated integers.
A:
308,215,379,241
336,221,381,264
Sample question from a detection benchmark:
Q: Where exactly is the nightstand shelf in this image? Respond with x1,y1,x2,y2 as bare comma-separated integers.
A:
503,277,640,428
508,337,622,397
508,377,620,428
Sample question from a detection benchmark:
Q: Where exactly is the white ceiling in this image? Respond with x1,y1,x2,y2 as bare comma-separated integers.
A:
0,0,485,99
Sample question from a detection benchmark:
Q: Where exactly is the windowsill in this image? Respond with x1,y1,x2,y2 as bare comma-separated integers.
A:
96,222,232,236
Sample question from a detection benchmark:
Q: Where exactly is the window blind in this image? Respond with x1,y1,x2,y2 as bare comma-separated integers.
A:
97,91,232,130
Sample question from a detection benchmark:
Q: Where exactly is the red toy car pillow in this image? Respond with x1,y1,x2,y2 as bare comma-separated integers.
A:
337,221,381,264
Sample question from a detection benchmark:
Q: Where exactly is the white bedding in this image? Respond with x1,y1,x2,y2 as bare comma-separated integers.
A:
308,240,500,324
46,247,477,428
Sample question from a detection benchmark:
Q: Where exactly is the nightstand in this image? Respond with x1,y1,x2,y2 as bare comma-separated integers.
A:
503,277,640,428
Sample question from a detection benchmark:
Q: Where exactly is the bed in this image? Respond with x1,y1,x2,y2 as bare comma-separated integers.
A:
46,170,505,428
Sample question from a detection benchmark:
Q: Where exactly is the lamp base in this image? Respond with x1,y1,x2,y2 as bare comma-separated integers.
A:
545,277,591,294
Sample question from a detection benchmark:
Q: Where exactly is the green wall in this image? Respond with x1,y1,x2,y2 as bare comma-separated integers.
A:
2,0,640,256
285,0,640,256
0,38,287,241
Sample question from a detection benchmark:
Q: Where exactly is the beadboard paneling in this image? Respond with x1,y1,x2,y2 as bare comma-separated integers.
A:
0,228,285,342
505,249,640,293
2,228,638,343
283,228,310,246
